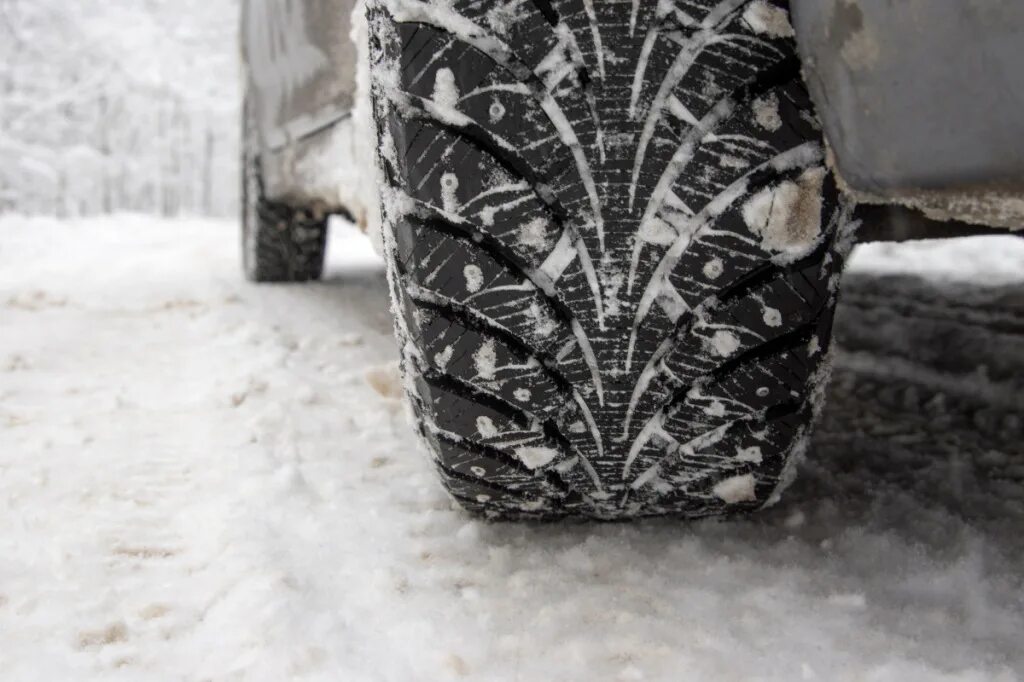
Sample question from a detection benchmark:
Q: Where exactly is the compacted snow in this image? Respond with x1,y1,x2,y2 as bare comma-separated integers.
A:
1,215,1022,681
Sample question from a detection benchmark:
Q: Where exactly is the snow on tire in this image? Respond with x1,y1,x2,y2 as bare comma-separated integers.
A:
367,0,855,519
241,98,329,283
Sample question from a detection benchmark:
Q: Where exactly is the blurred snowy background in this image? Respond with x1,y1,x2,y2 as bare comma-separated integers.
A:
1,2,1023,680
0,0,239,217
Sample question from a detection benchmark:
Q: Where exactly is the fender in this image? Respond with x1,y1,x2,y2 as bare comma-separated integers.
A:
791,0,1024,231
241,0,360,208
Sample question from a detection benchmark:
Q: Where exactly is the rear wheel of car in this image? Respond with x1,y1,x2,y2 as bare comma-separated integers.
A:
241,97,329,283
367,0,855,519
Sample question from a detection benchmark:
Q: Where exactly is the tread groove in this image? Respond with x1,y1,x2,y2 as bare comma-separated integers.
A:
431,432,536,477
405,289,586,408
420,370,591,479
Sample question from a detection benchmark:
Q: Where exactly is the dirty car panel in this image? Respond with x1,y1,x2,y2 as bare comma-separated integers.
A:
791,0,1024,228
241,0,359,206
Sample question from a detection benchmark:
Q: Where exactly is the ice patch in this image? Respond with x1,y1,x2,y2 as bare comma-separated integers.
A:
514,446,558,470
807,335,821,357
479,206,497,227
713,474,757,504
463,264,483,293
514,388,531,402
742,1,794,38
639,218,677,246
742,167,825,257
517,218,550,252
474,339,497,380
529,301,557,338
705,401,726,418
763,307,782,327
434,345,454,369
431,67,460,109
752,93,782,132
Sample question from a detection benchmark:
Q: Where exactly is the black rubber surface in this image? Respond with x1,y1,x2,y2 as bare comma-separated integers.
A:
368,0,852,519
241,98,329,283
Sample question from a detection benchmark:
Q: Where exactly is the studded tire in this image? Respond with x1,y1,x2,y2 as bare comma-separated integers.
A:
368,0,855,519
241,97,329,283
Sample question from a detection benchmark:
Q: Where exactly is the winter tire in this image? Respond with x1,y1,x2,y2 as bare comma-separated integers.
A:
368,0,855,519
241,97,329,282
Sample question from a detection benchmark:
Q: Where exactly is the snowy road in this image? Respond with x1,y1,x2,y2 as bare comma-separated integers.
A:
1,216,1022,681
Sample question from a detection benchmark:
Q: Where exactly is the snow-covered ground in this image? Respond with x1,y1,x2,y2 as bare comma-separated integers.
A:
1,215,1022,681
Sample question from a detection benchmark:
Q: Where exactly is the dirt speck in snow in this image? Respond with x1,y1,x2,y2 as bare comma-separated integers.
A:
78,622,128,649
138,604,171,621
445,653,470,676
365,363,403,400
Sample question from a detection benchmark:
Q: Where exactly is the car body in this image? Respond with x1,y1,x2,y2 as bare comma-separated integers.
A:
792,0,1024,232
241,0,1023,240
240,0,377,233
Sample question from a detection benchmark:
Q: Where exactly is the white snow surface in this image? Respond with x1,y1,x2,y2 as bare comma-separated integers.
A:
848,235,1024,286
1,215,1023,681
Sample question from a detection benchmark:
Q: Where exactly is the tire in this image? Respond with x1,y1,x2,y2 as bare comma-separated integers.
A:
241,97,329,283
367,0,855,519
